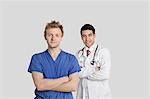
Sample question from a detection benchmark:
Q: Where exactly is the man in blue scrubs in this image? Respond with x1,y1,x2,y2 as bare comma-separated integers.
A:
28,20,80,99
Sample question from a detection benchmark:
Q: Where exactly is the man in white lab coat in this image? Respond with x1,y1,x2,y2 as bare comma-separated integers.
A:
76,24,112,99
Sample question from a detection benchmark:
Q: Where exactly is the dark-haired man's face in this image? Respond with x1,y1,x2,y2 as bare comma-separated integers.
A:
81,30,95,48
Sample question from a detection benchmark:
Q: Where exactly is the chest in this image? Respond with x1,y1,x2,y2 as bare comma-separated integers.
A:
41,55,71,78
78,49,103,68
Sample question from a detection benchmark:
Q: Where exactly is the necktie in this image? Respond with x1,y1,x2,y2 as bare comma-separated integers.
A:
87,50,90,57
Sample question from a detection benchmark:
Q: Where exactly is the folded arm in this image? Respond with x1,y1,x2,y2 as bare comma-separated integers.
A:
79,66,95,78
31,71,69,91
78,48,111,81
87,64,111,81
87,48,111,81
51,72,79,92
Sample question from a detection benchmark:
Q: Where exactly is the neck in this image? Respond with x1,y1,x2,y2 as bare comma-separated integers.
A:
48,47,61,56
86,42,95,49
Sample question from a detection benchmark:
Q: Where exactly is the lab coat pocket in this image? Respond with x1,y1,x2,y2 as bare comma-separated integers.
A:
88,81,102,98
98,81,110,97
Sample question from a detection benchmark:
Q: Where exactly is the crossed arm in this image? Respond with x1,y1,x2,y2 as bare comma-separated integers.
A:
79,48,111,81
32,71,79,92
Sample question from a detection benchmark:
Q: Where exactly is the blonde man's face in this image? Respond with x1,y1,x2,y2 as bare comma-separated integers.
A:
45,28,63,48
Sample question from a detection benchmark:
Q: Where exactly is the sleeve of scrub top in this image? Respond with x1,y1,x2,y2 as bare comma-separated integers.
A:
68,55,81,75
28,54,43,73
87,48,111,81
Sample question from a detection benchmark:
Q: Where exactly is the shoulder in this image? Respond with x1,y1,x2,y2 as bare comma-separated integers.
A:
31,50,47,58
101,47,110,52
76,47,84,57
99,47,111,56
61,50,76,59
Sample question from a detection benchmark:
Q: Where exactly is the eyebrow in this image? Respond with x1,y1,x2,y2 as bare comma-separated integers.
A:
82,32,93,35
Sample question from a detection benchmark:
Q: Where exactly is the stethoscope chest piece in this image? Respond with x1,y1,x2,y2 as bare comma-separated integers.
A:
90,60,95,65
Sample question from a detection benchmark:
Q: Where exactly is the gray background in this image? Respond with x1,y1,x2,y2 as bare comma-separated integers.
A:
0,0,149,99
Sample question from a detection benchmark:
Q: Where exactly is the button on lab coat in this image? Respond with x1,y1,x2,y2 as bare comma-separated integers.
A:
76,44,112,99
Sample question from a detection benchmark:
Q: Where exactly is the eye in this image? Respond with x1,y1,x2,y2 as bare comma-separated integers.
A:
47,34,52,37
55,34,59,37
82,35,86,38
89,33,93,37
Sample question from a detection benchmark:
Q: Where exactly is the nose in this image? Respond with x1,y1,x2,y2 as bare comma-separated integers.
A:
51,35,55,41
85,36,90,42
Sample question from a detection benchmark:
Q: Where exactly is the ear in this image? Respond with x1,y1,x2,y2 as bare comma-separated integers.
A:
81,36,84,40
93,33,96,37
44,33,47,40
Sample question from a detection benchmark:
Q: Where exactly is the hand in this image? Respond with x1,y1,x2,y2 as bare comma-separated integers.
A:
95,61,101,71
95,66,101,71
62,76,69,83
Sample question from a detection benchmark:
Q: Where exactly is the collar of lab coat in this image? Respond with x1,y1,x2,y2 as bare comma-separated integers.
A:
83,43,98,57
85,43,97,53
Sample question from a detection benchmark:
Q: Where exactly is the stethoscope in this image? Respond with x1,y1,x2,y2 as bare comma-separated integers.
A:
90,45,98,65
80,45,99,65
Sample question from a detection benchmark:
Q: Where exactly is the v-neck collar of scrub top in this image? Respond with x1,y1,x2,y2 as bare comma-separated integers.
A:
46,49,62,63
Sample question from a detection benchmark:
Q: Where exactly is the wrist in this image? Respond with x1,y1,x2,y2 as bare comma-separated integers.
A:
61,76,69,83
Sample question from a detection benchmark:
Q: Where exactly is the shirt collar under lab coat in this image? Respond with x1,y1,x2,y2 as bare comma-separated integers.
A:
85,43,97,53
82,43,98,57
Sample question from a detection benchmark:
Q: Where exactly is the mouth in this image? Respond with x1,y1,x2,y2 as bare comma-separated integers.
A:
50,42,56,43
50,42,56,44
85,41,91,44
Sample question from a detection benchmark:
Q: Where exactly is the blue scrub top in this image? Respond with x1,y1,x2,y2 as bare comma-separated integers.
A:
28,50,80,99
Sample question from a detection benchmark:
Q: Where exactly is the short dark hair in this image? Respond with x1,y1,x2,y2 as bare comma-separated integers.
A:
80,24,95,35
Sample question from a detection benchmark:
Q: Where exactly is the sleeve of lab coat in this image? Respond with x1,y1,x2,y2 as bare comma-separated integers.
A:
87,48,111,81
79,66,96,78
75,52,96,78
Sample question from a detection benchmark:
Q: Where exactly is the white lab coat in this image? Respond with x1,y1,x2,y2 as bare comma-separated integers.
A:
76,43,112,99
